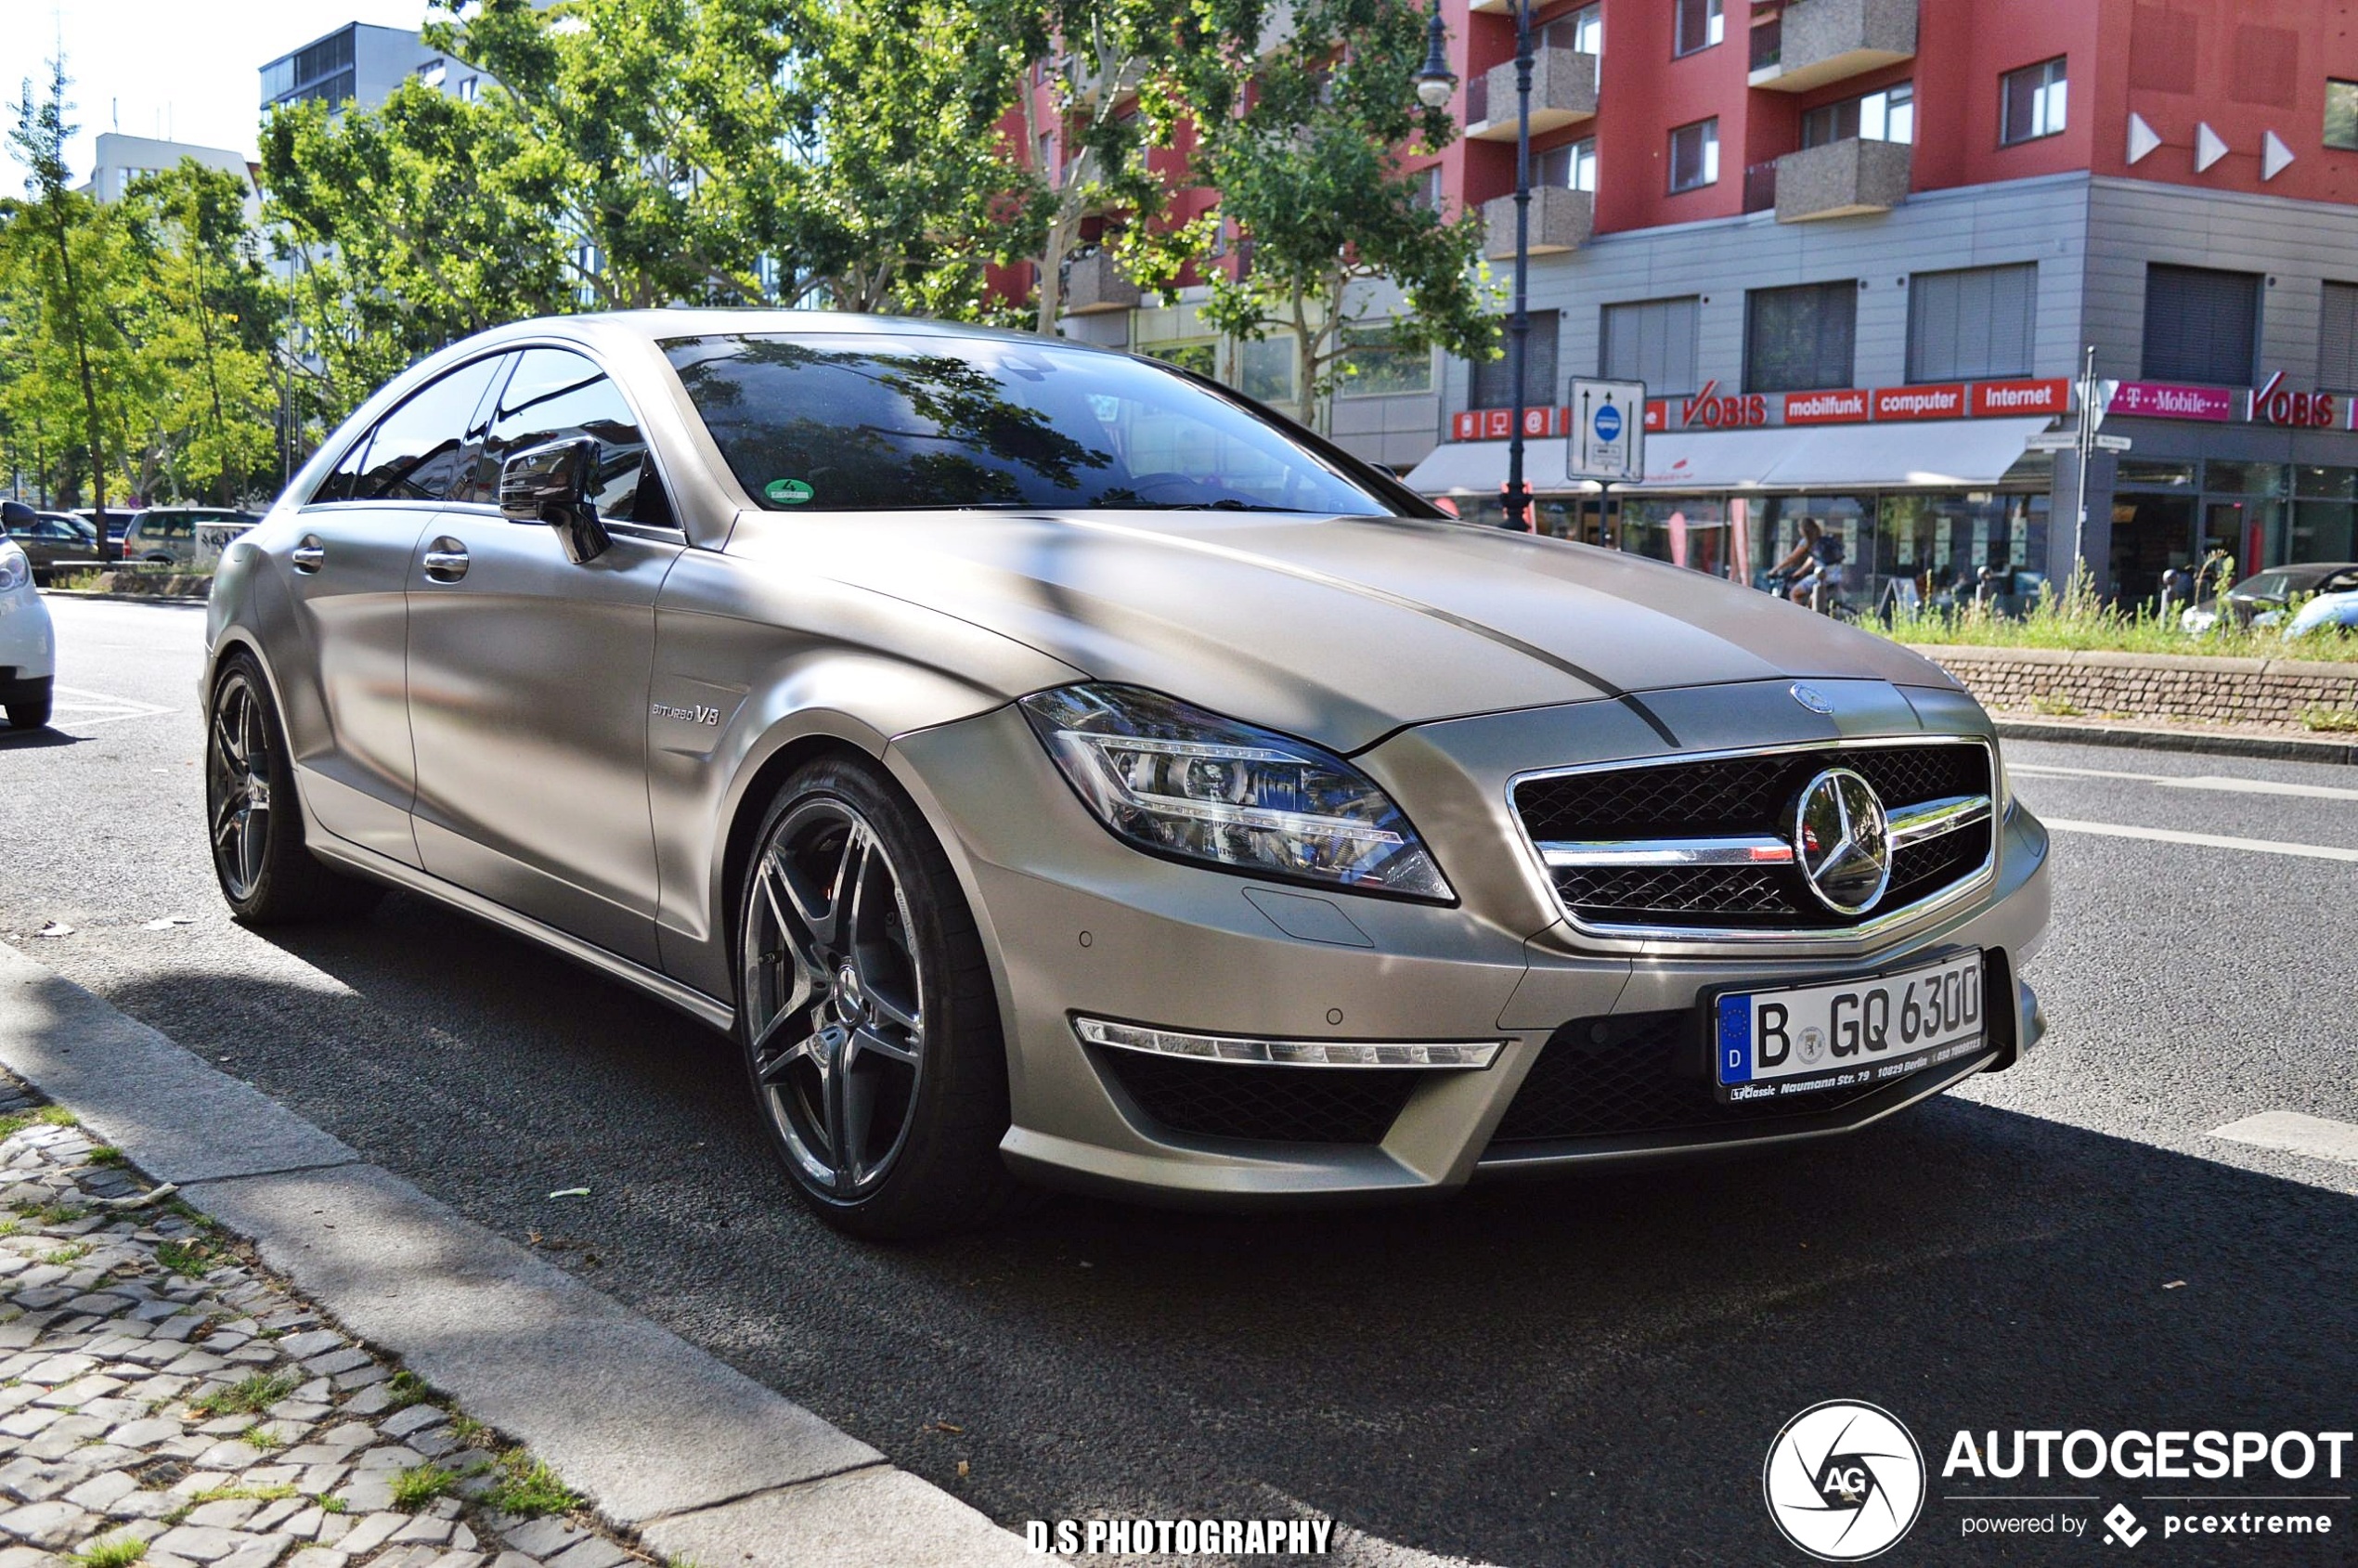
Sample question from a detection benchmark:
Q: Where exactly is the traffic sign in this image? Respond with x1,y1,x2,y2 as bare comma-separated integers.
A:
2024,434,2078,452
2094,434,2133,451
1568,378,1646,482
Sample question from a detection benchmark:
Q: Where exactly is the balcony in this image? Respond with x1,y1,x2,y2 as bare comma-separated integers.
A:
1772,137,1911,222
1481,186,1593,259
1060,248,1140,315
1749,0,1917,93
1466,47,1597,140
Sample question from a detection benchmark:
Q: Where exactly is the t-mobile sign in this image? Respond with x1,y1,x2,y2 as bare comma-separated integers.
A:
2106,382,2238,421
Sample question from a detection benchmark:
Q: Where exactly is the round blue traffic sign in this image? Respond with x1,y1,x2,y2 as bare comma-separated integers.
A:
1594,402,1624,443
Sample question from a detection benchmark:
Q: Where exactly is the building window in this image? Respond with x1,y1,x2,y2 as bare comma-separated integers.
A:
1240,335,1297,404
1541,3,1602,56
1469,309,1561,410
2000,58,2066,145
1535,137,1597,192
1410,164,1443,210
1600,296,1701,398
419,59,447,89
1675,0,1724,57
1801,82,1915,149
1668,118,1719,192
2328,80,2358,151
2143,264,2259,384
1908,264,2036,382
2319,281,2358,392
458,75,480,102
1338,322,1434,397
1745,281,1858,394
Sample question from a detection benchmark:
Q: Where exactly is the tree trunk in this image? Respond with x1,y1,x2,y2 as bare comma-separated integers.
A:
50,203,108,528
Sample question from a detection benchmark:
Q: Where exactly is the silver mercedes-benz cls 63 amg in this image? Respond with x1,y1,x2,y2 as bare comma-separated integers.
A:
202,310,2052,1238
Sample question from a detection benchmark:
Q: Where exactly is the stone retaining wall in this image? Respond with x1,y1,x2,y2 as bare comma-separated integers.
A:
1907,645,2358,728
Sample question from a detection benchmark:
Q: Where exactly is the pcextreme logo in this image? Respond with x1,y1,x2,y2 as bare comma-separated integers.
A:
1764,1401,1927,1561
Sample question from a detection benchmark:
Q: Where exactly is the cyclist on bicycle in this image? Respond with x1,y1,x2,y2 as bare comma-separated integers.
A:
1769,518,1846,609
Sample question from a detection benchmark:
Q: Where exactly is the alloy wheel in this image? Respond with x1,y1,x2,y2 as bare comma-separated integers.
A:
741,797,927,1198
207,670,273,902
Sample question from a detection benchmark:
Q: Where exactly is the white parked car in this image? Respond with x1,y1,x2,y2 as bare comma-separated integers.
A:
2283,590,2358,642
0,538,56,730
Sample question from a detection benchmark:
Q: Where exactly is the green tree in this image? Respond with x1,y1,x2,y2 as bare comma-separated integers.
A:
1146,0,1495,433
5,60,119,513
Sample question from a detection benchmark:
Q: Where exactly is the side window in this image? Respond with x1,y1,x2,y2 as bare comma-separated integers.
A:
312,429,373,504
481,348,657,523
353,356,509,503
448,352,516,505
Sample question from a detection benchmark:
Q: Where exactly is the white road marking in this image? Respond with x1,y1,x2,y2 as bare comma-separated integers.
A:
46,686,175,727
2013,763,2358,802
2042,819,2358,863
2210,1111,2358,1167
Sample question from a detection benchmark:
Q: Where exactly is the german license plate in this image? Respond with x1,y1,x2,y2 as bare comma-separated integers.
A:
1713,951,1986,1104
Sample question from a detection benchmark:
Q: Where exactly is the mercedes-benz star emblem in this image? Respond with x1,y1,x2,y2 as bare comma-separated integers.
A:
1792,769,1892,916
1790,682,1836,715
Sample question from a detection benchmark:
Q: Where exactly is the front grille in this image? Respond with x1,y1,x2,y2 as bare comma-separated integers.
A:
1094,1048,1421,1145
1490,1009,1885,1146
1515,742,1994,932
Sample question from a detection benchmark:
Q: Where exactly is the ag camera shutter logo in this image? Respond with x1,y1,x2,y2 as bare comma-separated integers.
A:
1763,1400,1925,1561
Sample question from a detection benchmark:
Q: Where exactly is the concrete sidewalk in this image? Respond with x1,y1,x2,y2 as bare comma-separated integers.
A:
0,943,1030,1568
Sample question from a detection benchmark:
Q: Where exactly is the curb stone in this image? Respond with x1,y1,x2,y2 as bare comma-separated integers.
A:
1992,716,2358,766
0,945,1030,1568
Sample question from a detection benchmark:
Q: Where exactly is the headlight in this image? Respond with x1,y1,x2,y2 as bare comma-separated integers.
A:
1019,683,1455,901
0,545,28,592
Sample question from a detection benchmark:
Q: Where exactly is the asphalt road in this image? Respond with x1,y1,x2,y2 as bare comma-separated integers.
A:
5,596,2355,1567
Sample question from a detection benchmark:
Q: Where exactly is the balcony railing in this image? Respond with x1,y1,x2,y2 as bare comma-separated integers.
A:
1466,46,1598,141
1750,12,1784,72
1743,160,1781,214
1060,248,1141,315
1749,0,1917,93
1772,137,1912,222
1480,186,1594,259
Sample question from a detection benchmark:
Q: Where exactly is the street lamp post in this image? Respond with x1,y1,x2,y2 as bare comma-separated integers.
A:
1417,0,1536,533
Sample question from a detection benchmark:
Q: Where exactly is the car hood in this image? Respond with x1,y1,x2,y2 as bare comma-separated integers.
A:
732,508,1956,752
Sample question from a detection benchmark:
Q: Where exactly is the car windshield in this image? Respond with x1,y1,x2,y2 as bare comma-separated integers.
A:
2235,571,2296,601
662,332,1406,515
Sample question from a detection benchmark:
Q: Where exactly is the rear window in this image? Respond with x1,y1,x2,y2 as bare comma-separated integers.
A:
661,332,1402,515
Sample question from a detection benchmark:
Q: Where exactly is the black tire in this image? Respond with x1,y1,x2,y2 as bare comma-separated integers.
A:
205,651,384,924
4,690,49,730
736,754,1018,1240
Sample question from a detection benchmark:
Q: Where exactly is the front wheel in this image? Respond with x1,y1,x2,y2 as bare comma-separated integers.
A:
205,652,383,923
4,683,50,730
737,755,1017,1240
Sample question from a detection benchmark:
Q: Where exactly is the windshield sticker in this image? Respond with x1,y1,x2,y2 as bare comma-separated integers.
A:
764,477,815,506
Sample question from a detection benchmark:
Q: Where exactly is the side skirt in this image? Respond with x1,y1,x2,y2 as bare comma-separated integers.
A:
306,836,738,1034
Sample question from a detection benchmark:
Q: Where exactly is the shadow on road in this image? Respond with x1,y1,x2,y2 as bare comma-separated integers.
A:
0,728,84,750
97,891,2358,1567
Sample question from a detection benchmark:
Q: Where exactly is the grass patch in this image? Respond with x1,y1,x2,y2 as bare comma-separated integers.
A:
69,1535,148,1568
1882,562,2358,662
2027,693,2083,718
187,1371,297,1419
448,1413,487,1445
15,1201,87,1225
2300,706,2358,733
388,1464,455,1510
154,1239,222,1278
319,1496,348,1515
480,1450,580,1518
85,1146,127,1164
0,1106,77,1139
240,1421,282,1450
185,1482,296,1509
40,1241,90,1266
383,1370,429,1411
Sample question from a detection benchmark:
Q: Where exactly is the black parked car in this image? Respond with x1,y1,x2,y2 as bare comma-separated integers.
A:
1,501,98,585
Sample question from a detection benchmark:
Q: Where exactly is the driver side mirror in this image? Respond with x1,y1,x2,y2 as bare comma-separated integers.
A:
499,437,611,564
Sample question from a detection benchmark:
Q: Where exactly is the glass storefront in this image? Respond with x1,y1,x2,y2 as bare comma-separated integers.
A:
2111,460,2356,606
1440,486,2050,616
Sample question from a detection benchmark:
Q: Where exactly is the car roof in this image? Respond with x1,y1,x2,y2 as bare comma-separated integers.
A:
458,307,1122,358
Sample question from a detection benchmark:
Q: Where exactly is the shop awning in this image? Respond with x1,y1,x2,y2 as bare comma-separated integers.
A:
1403,417,2055,495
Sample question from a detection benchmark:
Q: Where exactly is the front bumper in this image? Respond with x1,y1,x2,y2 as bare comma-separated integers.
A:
889,682,2054,1206
0,586,57,684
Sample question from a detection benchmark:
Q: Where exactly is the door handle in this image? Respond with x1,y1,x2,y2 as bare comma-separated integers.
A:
421,538,470,582
291,537,325,574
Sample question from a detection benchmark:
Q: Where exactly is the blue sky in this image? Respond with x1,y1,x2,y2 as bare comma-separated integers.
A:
3,1,433,182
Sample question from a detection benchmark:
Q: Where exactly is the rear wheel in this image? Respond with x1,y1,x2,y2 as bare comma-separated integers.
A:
737,755,1017,1240
205,652,383,923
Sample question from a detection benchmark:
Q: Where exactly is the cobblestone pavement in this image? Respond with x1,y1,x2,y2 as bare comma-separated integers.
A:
0,1076,654,1568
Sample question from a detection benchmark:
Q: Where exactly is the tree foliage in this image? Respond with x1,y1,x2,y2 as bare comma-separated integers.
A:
1142,0,1496,432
